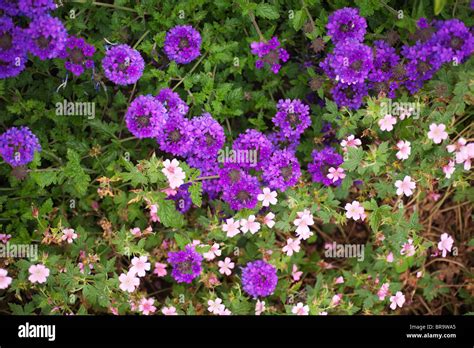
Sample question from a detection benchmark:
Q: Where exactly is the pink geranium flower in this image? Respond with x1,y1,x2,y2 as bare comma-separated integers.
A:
340,134,361,152
162,306,178,315
240,215,260,234
218,257,235,276
28,264,50,284
443,160,456,179
222,218,240,238
345,200,365,221
396,140,411,160
427,123,448,144
395,176,416,197
282,238,301,256
293,209,314,240
61,228,78,244
377,283,390,300
378,114,397,131
119,271,140,292
292,302,309,315
0,268,12,289
255,300,266,315
257,187,277,207
400,239,416,257
208,298,225,315
437,233,454,257
263,212,275,228
389,291,405,310
203,243,221,261
327,167,346,183
138,298,156,315
130,256,151,277
291,264,303,282
153,262,167,277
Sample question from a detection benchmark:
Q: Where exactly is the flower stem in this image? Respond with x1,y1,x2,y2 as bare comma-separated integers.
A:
71,1,140,13
249,11,265,41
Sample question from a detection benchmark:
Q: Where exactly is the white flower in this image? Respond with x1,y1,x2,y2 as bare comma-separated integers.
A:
222,218,240,238
257,187,278,207
240,215,261,234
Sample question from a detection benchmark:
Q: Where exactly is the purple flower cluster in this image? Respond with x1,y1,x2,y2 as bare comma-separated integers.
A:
125,95,167,139
27,15,67,60
167,246,203,284
232,129,272,170
188,113,225,162
157,114,194,156
272,99,311,138
156,88,189,117
250,36,289,74
18,0,56,17
321,8,473,108
60,36,95,77
308,147,344,187
262,150,301,192
102,44,144,85
0,126,41,167
169,184,193,214
164,25,201,64
222,172,260,210
241,260,278,298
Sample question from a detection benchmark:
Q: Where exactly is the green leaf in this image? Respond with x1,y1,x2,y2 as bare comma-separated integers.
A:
434,0,447,15
61,149,91,198
188,182,202,207
292,10,306,31
255,3,280,19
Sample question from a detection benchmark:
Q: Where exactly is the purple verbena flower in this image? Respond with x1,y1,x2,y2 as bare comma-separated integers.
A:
168,184,193,214
308,147,344,187
232,129,272,171
167,246,202,284
222,173,260,210
102,44,144,85
0,126,41,167
250,36,289,74
217,162,247,188
320,40,373,84
326,7,367,44
267,131,299,153
60,36,95,77
431,19,474,64
125,95,167,139
157,114,193,157
262,149,301,192
0,2,21,16
331,82,368,110
27,15,67,60
0,16,27,62
241,260,278,298
272,98,311,138
188,113,225,160
369,40,400,83
0,55,26,78
164,25,201,64
18,0,56,17
156,88,189,117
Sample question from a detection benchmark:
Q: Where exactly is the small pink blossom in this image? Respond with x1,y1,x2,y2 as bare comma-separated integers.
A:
162,306,178,315
119,271,140,292
257,187,278,207
28,264,50,284
293,209,314,240
340,134,361,152
208,298,225,315
0,233,11,244
203,243,221,261
400,239,416,257
222,218,240,238
149,204,160,222
263,212,275,228
455,142,474,170
282,238,301,256
327,167,346,183
396,140,411,160
61,228,78,244
331,294,342,306
138,298,156,315
378,114,397,132
447,137,466,154
377,283,390,300
345,200,366,221
292,302,309,315
386,252,394,263
395,176,416,197
443,160,456,179
218,257,235,276
240,215,261,234
255,300,266,315
153,262,167,277
416,271,423,278
427,123,448,144
335,276,344,284
130,256,151,277
130,227,142,237
437,233,454,258
389,291,405,310
399,106,414,120
291,265,303,282
162,159,186,189
0,268,12,289
319,311,328,315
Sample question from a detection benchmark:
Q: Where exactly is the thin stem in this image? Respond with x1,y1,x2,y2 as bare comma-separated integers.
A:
71,1,140,14
249,11,265,40
172,53,208,91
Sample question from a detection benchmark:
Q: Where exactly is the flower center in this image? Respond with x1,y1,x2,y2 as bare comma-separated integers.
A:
339,22,353,33
69,47,84,65
169,129,182,142
417,60,431,74
205,134,215,146
287,113,300,128
450,36,463,50
280,165,293,180
179,38,189,49
237,190,250,202
263,50,279,65
178,260,193,274
350,59,362,71
137,115,150,127
344,86,356,99
0,32,12,50
36,36,51,49
229,169,241,183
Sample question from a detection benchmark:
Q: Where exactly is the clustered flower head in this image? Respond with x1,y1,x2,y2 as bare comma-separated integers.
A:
167,246,203,284
102,44,144,85
18,0,57,17
272,99,311,138
0,126,41,167
232,129,272,170
27,15,67,60
250,36,289,74
241,260,278,298
164,25,201,64
125,95,168,139
326,7,367,44
262,149,301,192
308,147,344,187
60,36,95,76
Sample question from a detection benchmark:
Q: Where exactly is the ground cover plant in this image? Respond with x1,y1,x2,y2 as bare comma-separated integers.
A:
0,0,473,316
